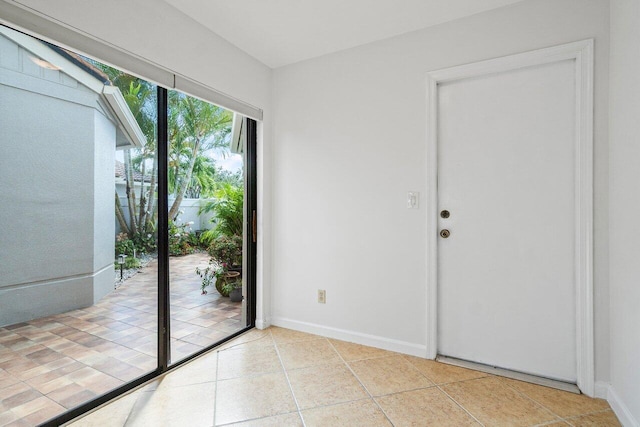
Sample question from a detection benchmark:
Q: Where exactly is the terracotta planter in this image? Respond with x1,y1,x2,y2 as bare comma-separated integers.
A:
215,271,240,297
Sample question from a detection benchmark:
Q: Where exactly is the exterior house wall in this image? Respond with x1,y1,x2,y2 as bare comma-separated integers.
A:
0,34,116,326
272,0,611,384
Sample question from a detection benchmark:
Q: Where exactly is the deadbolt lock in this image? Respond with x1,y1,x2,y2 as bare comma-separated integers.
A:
440,229,450,238
440,210,450,219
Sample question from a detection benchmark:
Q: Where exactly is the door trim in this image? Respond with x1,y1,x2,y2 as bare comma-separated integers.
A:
425,40,594,396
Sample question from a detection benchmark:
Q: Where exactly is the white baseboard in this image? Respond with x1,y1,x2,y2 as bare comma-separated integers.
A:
595,381,610,399
255,317,271,330
594,381,639,427
270,317,427,357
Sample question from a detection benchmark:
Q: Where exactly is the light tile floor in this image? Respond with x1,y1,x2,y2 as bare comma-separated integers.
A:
68,327,620,427
0,254,242,426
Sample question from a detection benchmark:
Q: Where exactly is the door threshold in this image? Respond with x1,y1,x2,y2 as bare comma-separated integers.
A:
436,355,581,395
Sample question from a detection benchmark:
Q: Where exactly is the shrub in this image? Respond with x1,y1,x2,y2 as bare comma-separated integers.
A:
132,230,157,254
199,183,243,245
115,232,135,257
208,235,242,267
169,221,198,256
114,256,141,269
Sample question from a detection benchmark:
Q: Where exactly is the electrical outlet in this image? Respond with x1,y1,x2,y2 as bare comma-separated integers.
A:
318,289,326,304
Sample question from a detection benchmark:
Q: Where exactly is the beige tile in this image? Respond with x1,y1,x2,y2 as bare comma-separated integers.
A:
217,329,275,351
125,382,215,427
348,355,433,396
505,379,612,418
269,327,322,344
566,410,622,426
227,412,303,427
158,351,217,389
442,377,558,426
277,339,341,370
69,391,140,427
404,356,488,384
288,363,368,409
302,399,391,427
376,387,479,426
329,339,395,361
215,372,296,425
217,345,282,380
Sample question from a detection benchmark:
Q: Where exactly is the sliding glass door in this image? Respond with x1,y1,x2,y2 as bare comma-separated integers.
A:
0,23,257,425
164,89,249,365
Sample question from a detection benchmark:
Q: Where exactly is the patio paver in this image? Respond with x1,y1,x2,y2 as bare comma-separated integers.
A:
0,253,242,425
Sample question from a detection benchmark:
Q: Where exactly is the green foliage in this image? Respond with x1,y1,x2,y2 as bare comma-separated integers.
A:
132,230,157,254
207,235,243,267
221,280,242,295
114,233,142,269
115,233,135,257
114,256,141,270
169,221,198,256
195,262,227,294
168,92,233,219
199,183,244,244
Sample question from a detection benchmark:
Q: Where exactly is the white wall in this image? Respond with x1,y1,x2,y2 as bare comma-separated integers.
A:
272,0,611,379
609,0,640,424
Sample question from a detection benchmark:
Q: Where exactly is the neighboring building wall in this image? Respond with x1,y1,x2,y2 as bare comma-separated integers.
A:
0,35,115,326
115,183,215,234
609,0,640,423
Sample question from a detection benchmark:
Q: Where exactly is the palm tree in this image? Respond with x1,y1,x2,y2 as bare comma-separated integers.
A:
167,93,232,220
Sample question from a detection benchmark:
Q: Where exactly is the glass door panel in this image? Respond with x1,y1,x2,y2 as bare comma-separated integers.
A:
166,90,247,364
0,24,158,424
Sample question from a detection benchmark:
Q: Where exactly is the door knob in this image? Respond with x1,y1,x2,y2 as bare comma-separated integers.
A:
440,229,450,238
440,210,450,218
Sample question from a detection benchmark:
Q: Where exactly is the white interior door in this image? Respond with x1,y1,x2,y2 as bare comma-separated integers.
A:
437,58,578,382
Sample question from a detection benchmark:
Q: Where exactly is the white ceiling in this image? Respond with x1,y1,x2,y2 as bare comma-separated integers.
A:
165,0,524,68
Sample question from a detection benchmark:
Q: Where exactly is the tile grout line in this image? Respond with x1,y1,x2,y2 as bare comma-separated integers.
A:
436,384,486,427
395,354,486,427
212,349,220,427
271,331,307,427
499,377,576,423
561,408,618,427
212,410,301,427
325,339,396,426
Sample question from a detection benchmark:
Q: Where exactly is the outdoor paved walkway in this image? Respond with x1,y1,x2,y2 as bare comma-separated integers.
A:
0,253,242,426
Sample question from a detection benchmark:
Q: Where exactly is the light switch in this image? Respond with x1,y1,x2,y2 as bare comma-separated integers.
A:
407,191,419,209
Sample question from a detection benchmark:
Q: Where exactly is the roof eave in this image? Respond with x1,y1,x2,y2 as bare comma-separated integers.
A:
102,85,146,149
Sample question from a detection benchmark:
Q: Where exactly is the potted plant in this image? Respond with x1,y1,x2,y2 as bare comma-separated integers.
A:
224,280,243,302
208,235,243,276
195,262,240,297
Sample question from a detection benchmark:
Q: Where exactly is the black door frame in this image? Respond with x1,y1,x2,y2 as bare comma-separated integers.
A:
42,88,258,427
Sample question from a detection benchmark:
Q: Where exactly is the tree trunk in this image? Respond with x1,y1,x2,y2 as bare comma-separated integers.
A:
145,153,158,229
168,140,200,220
137,154,147,227
124,150,138,235
115,192,130,235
